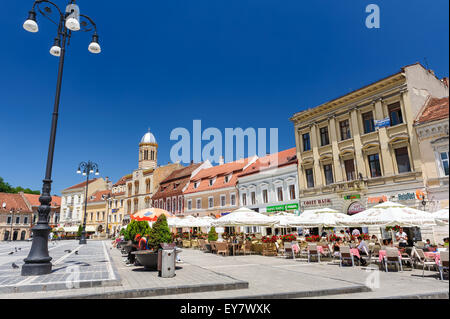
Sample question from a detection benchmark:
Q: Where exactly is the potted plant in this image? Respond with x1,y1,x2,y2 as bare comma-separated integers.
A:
132,214,172,270
280,234,297,242
261,235,278,256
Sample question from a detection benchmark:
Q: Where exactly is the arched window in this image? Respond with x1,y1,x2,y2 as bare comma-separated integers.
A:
4,231,10,241
144,150,148,160
13,231,18,241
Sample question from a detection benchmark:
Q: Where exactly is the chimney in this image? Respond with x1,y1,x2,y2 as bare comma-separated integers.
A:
218,156,224,165
428,69,435,76
442,77,449,87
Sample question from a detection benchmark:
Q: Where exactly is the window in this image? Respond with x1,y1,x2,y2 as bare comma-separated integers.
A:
208,197,214,208
173,198,176,212
395,147,411,173
220,195,226,207
96,212,100,220
339,120,351,140
362,111,375,134
277,187,283,202
194,181,200,189
368,154,382,177
209,178,215,186
15,216,20,224
344,159,356,181
324,164,334,185
167,199,171,212
224,174,232,183
24,216,28,224
187,200,192,210
251,192,256,205
262,189,268,203
302,133,311,151
144,149,148,160
388,102,403,126
320,127,330,146
196,199,202,209
305,168,314,188
179,198,183,212
7,216,11,224
90,212,93,221
440,152,449,176
289,185,296,200
242,193,247,206
230,194,236,206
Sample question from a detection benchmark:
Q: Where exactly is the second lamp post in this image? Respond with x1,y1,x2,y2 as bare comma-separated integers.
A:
77,161,99,244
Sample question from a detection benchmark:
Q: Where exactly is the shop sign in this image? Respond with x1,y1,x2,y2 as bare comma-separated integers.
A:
344,194,360,200
302,199,332,206
375,117,390,130
221,212,230,216
347,201,365,215
111,209,118,213
397,192,415,201
367,195,387,204
267,203,299,212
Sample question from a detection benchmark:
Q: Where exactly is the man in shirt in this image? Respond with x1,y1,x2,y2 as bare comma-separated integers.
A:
395,227,408,248
352,228,361,237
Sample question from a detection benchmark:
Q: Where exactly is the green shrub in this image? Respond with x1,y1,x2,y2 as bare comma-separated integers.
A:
208,226,218,241
147,214,172,250
125,220,151,243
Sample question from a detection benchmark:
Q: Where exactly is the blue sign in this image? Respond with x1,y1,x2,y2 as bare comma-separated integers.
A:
375,117,390,130
111,209,118,213
221,212,230,216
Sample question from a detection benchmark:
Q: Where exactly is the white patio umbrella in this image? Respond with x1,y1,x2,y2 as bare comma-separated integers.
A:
344,201,438,227
433,207,449,222
272,212,301,227
286,208,351,227
212,207,277,227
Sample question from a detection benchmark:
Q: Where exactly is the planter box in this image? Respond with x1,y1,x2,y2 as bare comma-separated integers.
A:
132,251,159,270
262,243,278,256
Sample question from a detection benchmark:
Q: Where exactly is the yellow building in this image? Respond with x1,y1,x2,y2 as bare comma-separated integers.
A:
290,63,448,239
84,190,111,238
108,176,127,236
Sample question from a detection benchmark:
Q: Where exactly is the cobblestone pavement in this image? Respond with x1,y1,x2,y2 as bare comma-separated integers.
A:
0,240,120,294
141,249,449,299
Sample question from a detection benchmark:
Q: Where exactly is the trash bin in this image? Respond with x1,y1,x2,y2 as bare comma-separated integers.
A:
158,248,176,278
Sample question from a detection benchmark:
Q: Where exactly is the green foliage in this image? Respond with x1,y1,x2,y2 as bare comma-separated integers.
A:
119,227,128,240
147,214,172,250
0,177,40,194
77,225,83,237
208,226,218,242
125,220,151,243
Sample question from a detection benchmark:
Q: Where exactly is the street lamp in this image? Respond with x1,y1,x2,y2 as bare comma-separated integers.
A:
21,0,101,277
105,194,112,238
77,161,99,244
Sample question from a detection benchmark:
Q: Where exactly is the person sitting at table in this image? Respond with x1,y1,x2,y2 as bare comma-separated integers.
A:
424,239,433,252
332,238,342,258
395,227,408,248
125,234,142,266
371,235,379,243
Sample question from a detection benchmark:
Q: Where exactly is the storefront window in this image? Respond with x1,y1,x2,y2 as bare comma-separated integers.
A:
344,159,356,181
368,153,382,177
323,164,334,185
305,169,314,188
395,147,411,173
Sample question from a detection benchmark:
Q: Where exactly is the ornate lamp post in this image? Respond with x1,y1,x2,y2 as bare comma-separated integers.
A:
105,194,112,238
77,161,99,244
21,0,101,276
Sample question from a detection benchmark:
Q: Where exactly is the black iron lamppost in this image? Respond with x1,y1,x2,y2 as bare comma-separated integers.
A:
77,161,99,244
105,194,112,238
21,0,101,276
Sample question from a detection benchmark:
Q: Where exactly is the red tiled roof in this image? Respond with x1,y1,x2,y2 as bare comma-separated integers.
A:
87,190,111,203
113,175,128,186
152,163,202,200
23,193,61,207
64,178,99,191
111,191,125,197
184,157,255,194
0,193,32,213
239,148,297,177
415,97,449,125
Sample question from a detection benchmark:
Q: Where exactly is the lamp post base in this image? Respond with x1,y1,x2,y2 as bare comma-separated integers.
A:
21,262,52,276
79,238,87,244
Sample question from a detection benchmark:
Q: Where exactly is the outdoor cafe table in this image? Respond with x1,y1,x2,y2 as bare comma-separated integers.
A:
378,249,402,262
350,248,360,259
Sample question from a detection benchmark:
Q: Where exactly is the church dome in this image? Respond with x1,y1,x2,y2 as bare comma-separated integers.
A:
140,130,157,144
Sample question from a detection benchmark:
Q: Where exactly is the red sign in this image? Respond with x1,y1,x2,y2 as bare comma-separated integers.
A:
347,202,365,215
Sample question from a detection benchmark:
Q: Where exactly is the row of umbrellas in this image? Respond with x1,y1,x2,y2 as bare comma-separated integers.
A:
130,202,449,229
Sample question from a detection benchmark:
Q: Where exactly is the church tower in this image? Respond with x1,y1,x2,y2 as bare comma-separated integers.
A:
139,129,158,169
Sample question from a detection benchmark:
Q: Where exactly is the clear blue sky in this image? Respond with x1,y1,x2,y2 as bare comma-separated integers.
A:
0,0,448,195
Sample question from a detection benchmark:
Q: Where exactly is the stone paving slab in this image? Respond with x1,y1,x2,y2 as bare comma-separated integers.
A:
0,240,120,294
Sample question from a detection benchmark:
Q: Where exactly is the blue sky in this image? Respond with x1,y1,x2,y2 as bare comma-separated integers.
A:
0,0,448,195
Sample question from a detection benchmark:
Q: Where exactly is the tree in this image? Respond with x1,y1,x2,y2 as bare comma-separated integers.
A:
147,214,172,250
77,225,83,238
208,226,218,242
0,177,40,194
125,220,151,243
